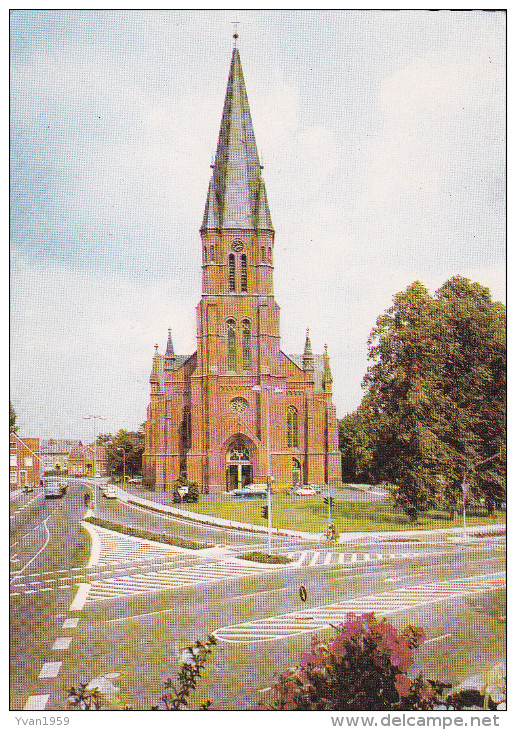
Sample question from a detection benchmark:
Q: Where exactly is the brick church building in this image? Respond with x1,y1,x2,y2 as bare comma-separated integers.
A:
143,46,341,492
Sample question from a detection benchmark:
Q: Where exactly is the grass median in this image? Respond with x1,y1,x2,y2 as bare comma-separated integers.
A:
177,495,506,534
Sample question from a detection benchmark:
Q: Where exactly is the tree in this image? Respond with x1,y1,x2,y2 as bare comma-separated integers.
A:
104,430,145,478
10,401,18,434
342,277,506,519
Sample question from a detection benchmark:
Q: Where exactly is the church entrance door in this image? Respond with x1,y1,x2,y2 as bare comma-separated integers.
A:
226,441,253,492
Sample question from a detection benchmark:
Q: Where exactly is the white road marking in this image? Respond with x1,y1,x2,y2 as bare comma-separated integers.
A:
69,583,91,611
62,618,79,629
213,572,505,644
24,695,49,710
52,637,72,650
426,633,452,644
86,560,281,603
16,517,51,574
38,662,62,679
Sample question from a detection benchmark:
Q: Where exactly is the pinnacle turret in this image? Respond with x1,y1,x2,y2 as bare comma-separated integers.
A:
323,343,333,390
150,344,161,384
164,328,176,369
303,328,314,371
201,48,273,231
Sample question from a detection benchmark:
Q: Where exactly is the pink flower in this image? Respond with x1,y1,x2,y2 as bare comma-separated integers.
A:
329,633,348,658
394,673,412,698
390,642,414,672
298,652,317,667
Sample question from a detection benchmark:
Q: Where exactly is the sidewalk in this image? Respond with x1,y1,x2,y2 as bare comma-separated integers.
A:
115,485,505,544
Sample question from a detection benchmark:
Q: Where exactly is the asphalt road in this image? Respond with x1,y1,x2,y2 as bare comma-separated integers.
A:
9,484,505,711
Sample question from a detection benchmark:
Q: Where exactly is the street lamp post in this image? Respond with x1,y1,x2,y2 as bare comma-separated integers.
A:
461,450,502,540
252,384,283,554
118,447,126,491
83,415,106,510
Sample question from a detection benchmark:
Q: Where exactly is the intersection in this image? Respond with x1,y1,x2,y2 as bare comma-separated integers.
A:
10,479,506,711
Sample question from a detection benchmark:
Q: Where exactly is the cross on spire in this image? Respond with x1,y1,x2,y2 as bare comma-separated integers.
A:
232,18,239,46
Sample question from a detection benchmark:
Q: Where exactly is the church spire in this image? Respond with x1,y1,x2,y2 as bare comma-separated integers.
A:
201,47,273,231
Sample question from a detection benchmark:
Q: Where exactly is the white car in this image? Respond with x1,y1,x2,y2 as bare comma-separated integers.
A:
103,487,118,499
294,486,317,496
230,483,268,497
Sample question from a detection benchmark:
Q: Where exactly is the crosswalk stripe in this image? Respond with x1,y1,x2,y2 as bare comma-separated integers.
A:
85,558,282,603
213,572,505,644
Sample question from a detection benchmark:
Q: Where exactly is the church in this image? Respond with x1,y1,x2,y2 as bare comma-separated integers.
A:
143,44,341,493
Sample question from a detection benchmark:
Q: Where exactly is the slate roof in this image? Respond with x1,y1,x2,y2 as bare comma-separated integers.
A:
201,48,273,231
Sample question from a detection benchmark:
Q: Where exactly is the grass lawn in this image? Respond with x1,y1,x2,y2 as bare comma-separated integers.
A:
179,495,506,534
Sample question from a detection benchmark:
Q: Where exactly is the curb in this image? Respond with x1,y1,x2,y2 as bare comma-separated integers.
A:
118,488,505,544
80,520,102,566
120,488,321,541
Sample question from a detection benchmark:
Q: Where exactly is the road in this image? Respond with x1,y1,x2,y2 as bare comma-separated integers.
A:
9,482,506,711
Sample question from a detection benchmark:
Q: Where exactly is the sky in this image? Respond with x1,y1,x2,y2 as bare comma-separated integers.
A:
10,9,506,442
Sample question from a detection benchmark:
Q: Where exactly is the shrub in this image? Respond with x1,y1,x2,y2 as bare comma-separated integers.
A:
172,476,200,504
238,551,291,564
84,516,212,550
258,612,449,711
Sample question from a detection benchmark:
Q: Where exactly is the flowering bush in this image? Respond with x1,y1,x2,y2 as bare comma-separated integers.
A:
259,612,450,711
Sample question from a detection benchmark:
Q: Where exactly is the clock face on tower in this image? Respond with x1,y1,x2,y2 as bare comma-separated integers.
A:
231,239,244,252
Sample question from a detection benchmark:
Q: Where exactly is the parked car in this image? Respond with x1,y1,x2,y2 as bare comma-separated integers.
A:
230,483,268,497
103,486,118,499
294,486,317,496
43,478,67,498
127,478,142,485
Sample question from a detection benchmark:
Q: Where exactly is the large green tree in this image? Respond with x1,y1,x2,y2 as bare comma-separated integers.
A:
342,277,505,519
10,401,18,434
102,428,145,478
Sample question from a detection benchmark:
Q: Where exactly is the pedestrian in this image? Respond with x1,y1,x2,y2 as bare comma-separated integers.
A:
84,493,90,507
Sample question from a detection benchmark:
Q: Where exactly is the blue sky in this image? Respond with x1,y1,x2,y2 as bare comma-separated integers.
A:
10,9,505,441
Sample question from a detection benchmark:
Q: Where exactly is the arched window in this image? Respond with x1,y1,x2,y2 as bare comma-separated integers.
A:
242,319,251,370
287,406,299,448
227,319,236,371
261,246,265,262
229,254,236,292
241,254,248,292
210,244,215,262
203,246,207,263
268,247,272,264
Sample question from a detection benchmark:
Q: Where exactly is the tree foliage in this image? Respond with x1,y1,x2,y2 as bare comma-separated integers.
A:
100,429,145,477
10,401,18,434
340,277,506,518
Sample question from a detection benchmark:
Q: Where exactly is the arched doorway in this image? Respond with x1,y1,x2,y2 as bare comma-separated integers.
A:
226,440,253,491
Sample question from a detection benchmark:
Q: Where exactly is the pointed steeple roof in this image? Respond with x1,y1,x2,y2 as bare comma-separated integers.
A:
303,328,314,370
201,48,273,231
164,329,176,371
165,329,175,359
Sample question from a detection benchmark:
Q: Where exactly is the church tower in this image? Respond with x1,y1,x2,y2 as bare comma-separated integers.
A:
143,43,341,492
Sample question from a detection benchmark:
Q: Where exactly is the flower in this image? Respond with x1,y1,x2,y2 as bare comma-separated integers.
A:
394,673,412,699
390,641,414,672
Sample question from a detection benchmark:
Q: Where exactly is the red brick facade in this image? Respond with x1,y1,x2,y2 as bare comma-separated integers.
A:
143,48,341,492
10,434,40,490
